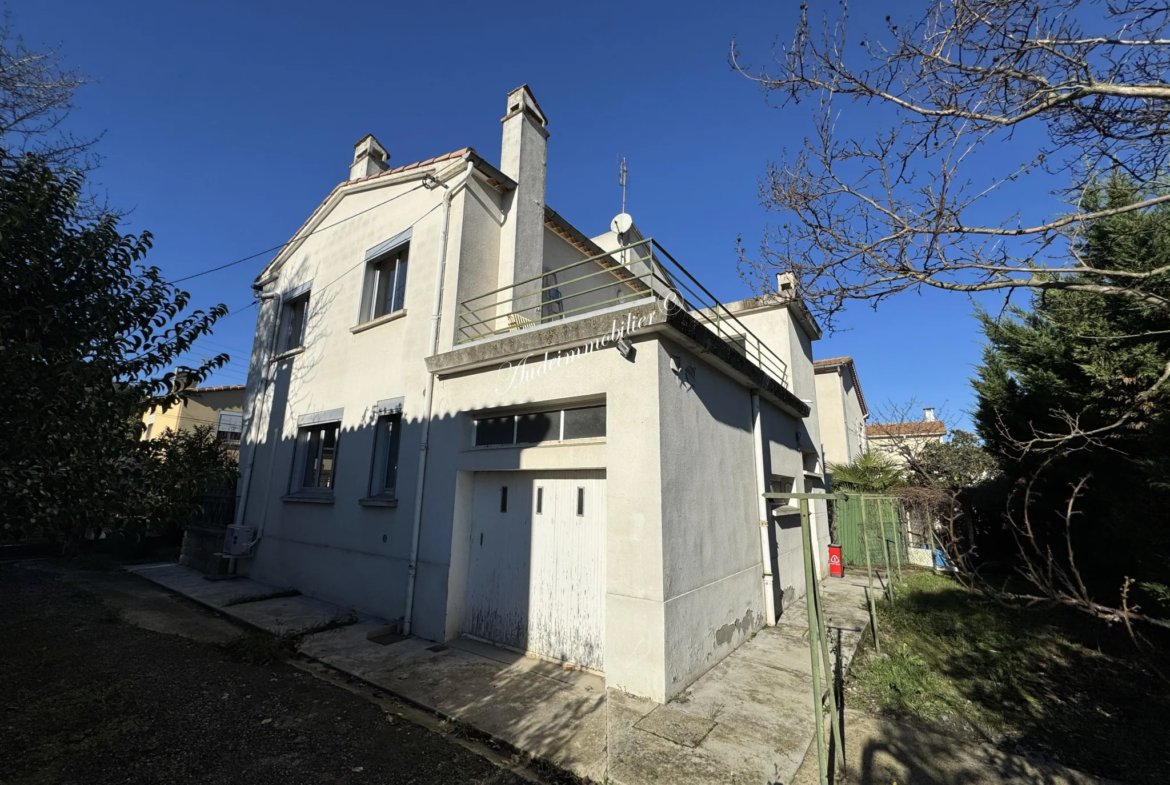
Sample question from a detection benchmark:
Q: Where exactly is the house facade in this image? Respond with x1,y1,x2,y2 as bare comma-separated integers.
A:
232,85,828,703
142,384,245,450
867,408,947,465
812,356,869,469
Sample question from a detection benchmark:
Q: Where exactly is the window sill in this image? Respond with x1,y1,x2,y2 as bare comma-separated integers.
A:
351,309,407,335
271,346,305,364
282,493,335,505
358,496,399,508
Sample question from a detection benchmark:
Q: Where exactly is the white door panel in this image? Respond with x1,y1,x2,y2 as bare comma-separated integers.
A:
465,470,606,671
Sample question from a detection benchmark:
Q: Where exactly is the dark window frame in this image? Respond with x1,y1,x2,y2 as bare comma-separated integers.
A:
293,421,341,494
360,243,410,324
473,404,605,448
280,292,310,353
368,412,403,499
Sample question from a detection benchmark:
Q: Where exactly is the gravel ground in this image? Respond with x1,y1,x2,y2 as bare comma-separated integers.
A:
0,564,531,785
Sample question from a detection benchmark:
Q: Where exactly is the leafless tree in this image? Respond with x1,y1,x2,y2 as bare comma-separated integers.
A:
732,0,1170,451
0,12,95,171
1002,456,1170,630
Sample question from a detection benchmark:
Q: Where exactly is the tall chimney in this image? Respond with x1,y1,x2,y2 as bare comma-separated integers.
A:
350,134,389,180
923,407,936,422
497,85,548,316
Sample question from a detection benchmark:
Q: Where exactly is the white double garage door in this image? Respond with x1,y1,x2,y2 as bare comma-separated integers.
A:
464,470,606,673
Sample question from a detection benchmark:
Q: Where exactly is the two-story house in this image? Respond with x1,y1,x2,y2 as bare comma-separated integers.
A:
142,383,245,454
813,356,869,471
232,85,828,703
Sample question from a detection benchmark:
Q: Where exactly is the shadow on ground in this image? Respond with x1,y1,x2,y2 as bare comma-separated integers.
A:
847,572,1169,784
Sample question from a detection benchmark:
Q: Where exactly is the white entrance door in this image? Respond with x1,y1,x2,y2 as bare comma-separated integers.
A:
465,470,606,672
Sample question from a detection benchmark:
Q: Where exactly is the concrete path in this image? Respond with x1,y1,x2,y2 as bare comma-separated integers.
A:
129,563,872,784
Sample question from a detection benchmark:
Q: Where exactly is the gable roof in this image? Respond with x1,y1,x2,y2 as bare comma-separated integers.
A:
190,384,246,393
254,147,516,284
813,355,868,417
867,420,946,438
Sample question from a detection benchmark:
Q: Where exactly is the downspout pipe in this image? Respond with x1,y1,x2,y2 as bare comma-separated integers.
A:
233,289,282,539
403,159,475,635
752,391,778,625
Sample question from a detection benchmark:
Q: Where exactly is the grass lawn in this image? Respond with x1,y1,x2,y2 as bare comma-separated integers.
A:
845,570,1170,785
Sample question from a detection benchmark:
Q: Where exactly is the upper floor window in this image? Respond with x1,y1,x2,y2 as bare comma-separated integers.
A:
279,291,310,352
361,243,409,323
216,412,243,445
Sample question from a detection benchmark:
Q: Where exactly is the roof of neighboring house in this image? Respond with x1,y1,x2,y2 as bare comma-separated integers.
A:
189,384,246,393
812,355,868,418
867,420,947,438
255,147,516,284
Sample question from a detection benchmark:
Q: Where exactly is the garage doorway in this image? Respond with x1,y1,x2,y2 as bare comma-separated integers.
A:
464,470,606,672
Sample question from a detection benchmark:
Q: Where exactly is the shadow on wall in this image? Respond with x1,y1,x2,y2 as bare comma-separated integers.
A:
244,358,611,672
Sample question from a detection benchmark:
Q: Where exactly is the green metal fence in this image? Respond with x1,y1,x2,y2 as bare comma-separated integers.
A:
836,494,910,568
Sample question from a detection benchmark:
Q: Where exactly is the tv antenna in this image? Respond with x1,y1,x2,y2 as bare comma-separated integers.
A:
618,157,628,214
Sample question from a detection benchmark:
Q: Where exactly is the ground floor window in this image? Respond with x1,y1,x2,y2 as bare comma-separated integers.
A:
369,412,402,498
473,404,606,447
293,422,340,493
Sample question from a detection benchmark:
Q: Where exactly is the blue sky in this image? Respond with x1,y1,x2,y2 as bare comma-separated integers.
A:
16,0,1052,430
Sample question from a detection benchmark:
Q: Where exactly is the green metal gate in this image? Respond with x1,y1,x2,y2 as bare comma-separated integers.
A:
836,494,909,567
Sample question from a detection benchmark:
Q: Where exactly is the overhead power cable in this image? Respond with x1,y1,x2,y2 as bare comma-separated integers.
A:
170,183,429,285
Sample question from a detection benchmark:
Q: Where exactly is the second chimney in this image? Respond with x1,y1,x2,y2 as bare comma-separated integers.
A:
350,134,389,180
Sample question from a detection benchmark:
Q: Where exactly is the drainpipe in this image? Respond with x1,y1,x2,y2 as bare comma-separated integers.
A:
233,289,282,540
403,159,475,635
752,391,778,625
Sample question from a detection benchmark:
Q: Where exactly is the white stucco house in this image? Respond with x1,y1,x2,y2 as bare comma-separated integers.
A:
812,356,869,470
230,85,829,703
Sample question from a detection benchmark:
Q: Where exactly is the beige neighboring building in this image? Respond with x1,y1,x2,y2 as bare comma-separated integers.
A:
866,408,947,464
142,384,246,449
813,356,869,469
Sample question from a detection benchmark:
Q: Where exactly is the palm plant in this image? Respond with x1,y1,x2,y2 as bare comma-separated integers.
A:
827,451,905,493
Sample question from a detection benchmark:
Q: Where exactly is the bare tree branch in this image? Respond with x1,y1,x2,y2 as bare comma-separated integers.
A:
0,12,96,172
734,0,1170,451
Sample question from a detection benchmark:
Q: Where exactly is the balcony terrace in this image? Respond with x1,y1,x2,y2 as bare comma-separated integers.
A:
453,238,793,392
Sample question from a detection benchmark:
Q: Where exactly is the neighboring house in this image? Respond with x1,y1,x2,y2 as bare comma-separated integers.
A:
142,384,246,451
812,356,869,469
232,85,828,703
866,408,947,465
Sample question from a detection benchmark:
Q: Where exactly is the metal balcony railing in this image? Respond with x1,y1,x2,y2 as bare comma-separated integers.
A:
454,238,790,390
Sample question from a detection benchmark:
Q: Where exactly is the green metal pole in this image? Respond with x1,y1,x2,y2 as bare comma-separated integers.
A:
860,496,880,653
799,498,829,785
875,497,894,603
807,507,844,777
883,498,904,586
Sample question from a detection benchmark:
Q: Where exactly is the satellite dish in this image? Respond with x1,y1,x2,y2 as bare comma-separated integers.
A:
611,213,633,235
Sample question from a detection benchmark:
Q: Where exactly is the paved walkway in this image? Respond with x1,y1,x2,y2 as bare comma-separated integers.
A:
129,563,872,784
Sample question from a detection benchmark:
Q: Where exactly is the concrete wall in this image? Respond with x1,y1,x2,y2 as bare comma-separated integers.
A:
541,227,641,320
242,171,456,621
815,370,849,466
734,304,830,603
655,337,763,700
815,367,868,468
423,328,666,697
